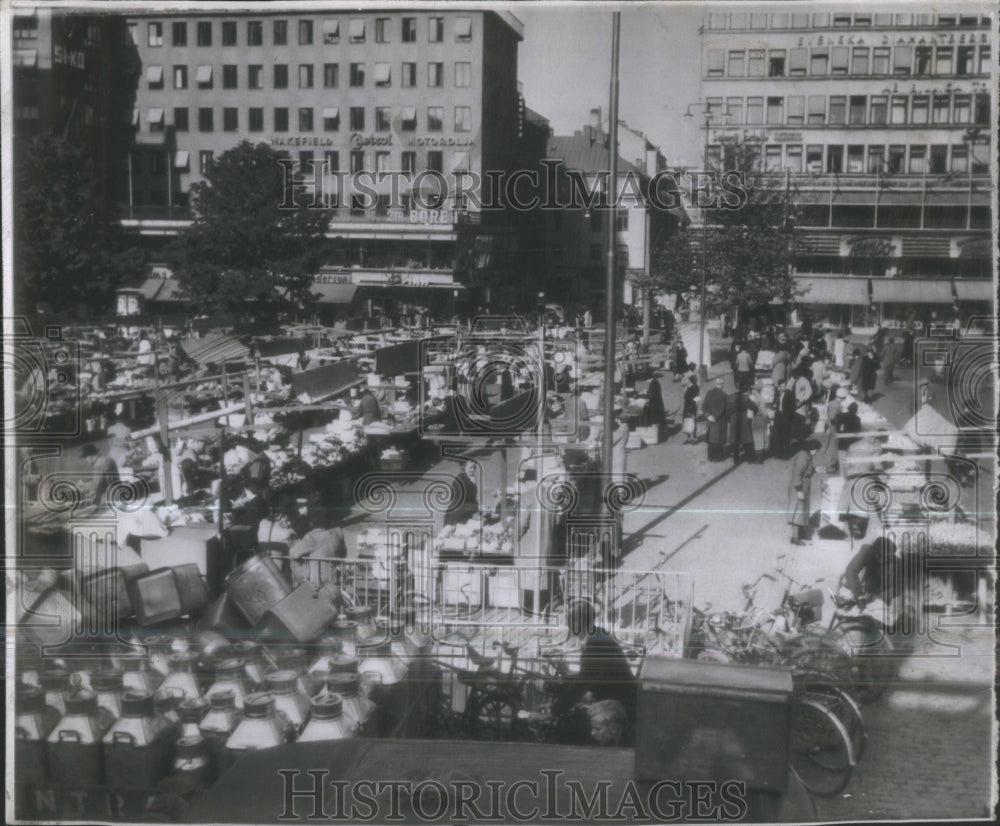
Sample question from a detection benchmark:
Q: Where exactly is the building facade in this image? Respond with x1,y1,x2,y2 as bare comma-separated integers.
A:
700,8,993,329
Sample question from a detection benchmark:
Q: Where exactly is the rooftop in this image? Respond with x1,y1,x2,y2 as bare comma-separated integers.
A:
546,131,647,178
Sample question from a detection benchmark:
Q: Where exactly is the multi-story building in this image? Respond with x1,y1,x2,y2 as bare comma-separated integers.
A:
700,8,993,329
121,8,526,320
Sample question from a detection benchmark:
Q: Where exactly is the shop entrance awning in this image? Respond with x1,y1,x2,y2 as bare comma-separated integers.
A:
312,284,359,304
954,280,994,302
796,276,869,305
871,279,953,303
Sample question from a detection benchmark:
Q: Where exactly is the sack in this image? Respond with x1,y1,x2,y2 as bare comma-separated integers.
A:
682,417,696,436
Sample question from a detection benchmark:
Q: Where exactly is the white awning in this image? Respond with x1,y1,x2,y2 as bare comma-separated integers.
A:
400,106,417,121
174,150,190,169
146,65,163,84
455,17,472,37
132,108,140,126
146,108,164,124
323,19,340,34
954,280,993,302
872,279,953,304
796,276,869,305
196,65,213,83
14,49,37,67
322,107,340,119
349,19,365,39
373,63,391,83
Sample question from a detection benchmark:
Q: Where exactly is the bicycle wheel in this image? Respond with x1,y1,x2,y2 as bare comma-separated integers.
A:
798,680,868,763
789,696,856,798
465,692,520,742
835,625,895,703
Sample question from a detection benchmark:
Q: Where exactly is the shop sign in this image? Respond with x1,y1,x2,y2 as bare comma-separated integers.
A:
409,136,476,147
315,273,353,285
350,133,392,149
772,131,803,143
315,271,455,287
271,136,335,147
841,236,900,258
952,237,991,258
53,44,86,69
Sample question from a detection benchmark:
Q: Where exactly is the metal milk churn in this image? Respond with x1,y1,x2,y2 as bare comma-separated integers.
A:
326,673,374,735
91,668,126,718
171,736,214,791
40,666,73,715
156,651,203,710
47,689,114,786
225,692,288,758
205,657,252,709
103,689,177,789
177,696,211,739
265,670,311,737
298,695,352,743
15,683,62,784
198,690,242,776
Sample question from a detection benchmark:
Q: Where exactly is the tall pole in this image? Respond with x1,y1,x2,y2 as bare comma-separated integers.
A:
602,12,621,556
698,114,709,381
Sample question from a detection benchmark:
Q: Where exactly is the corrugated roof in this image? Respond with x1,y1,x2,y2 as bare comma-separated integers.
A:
546,134,646,177
180,335,250,366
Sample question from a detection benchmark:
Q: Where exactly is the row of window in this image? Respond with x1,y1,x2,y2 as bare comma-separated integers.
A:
707,142,988,176
134,16,472,48
705,92,990,128
147,61,473,91
706,43,991,78
141,105,475,134
707,11,990,31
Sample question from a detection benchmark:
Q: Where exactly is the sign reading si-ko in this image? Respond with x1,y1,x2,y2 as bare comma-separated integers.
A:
53,45,85,69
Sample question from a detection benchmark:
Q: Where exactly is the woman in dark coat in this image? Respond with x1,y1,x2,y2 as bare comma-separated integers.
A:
702,378,729,462
671,340,688,382
728,390,759,465
848,347,864,394
645,376,666,429
787,442,818,545
859,348,880,402
682,374,700,443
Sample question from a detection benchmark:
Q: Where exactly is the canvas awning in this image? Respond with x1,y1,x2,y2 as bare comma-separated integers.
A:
146,65,163,84
14,49,37,67
455,17,472,37
871,279,953,303
796,276,869,305
175,150,190,169
400,106,417,121
373,63,391,83
146,108,164,124
954,280,994,302
312,284,359,304
321,107,339,119
139,277,184,302
323,19,340,35
349,19,365,39
196,65,213,84
180,335,250,366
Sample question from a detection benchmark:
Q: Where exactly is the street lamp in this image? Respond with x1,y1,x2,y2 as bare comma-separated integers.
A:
684,102,715,381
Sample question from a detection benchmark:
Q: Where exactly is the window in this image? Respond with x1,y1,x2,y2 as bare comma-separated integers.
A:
375,18,389,43
746,97,763,125
196,64,213,88
402,17,416,42
373,63,391,87
249,108,263,132
870,96,887,124
322,108,340,131
222,21,236,46
935,47,953,75
274,108,288,132
172,22,187,46
787,96,804,125
849,96,866,124
888,145,905,174
299,20,313,45
349,19,365,43
890,95,907,124
428,62,443,87
771,13,788,28
909,146,926,174
198,107,214,132
932,95,950,124
808,95,826,124
429,17,443,42
911,95,929,125
730,13,746,28
223,65,237,89
350,151,364,174
350,107,365,130
454,106,471,132
785,145,803,172
455,62,471,87
706,98,724,124
324,64,338,88
827,145,843,174
427,151,443,173
766,97,783,124
789,48,807,75
769,50,785,76
851,47,869,74
978,47,991,75
974,93,989,125
872,47,890,74
791,13,809,28
707,49,725,76
893,45,912,74
375,107,391,131
708,12,726,29
402,151,416,174
915,47,932,75
350,63,365,86
199,151,213,175
831,47,849,74
400,107,417,131
854,14,871,27
148,22,163,47
765,145,782,171
811,49,828,75
833,14,851,27
174,66,187,89
950,144,968,173
401,62,416,87
726,50,744,76
299,64,314,89
375,152,390,174
725,97,743,125
299,151,315,178
197,21,212,46
427,107,443,131
274,20,287,45
846,145,864,173
455,17,472,41
750,13,768,29
247,21,262,46
325,151,339,171
223,107,237,131
957,45,975,74
274,64,288,89
747,49,765,76
299,108,313,132
875,13,893,25
127,22,138,45
867,146,884,174
953,94,971,124
829,96,846,125
929,145,947,174
173,107,188,132
147,108,165,132
322,19,339,44
806,145,823,172
147,65,164,89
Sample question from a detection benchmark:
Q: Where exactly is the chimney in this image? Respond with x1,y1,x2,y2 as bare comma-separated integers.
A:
590,107,602,130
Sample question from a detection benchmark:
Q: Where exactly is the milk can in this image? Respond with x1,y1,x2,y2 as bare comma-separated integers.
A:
47,689,113,786
103,689,177,789
225,553,293,626
17,650,45,687
156,652,202,709
198,690,242,776
127,569,183,626
171,736,214,791
306,637,344,694
15,683,61,784
225,692,288,758
326,673,374,735
271,647,312,696
329,619,359,657
40,666,72,715
91,668,126,718
142,635,175,677
358,639,407,687
265,670,311,737
232,641,272,689
177,697,211,739
206,657,252,709
298,695,352,743
345,606,377,641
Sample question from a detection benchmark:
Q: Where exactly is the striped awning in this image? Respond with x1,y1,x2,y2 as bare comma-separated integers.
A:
180,335,250,366
795,276,869,305
871,279,953,304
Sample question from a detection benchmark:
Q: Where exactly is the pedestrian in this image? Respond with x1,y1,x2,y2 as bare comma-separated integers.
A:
444,460,480,526
835,402,864,451
644,375,666,430
811,353,829,389
728,389,759,466
583,309,593,329
833,333,848,370
771,378,796,460
702,377,729,462
355,387,382,425
682,374,700,444
918,378,936,410
848,347,864,394
860,347,880,403
882,336,898,385
671,338,688,382
80,443,121,507
771,347,789,386
734,343,753,391
787,441,818,545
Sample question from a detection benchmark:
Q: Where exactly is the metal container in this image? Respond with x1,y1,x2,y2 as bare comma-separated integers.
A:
198,592,252,634
265,670,311,736
258,583,338,644
91,668,126,718
345,606,376,641
326,673,374,735
156,652,203,711
173,563,210,615
225,692,288,757
47,689,114,786
15,683,61,784
205,657,252,709
232,641,273,689
103,690,177,789
17,650,45,687
328,620,359,657
172,736,214,791
80,566,142,621
137,635,174,677
178,696,211,739
119,656,164,694
39,666,72,715
357,639,407,687
198,690,242,776
298,695,352,742
127,568,183,626
22,587,87,647
225,553,292,626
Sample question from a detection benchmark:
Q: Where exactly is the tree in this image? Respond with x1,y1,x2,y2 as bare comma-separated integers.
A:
650,140,800,322
171,141,331,322
14,135,142,315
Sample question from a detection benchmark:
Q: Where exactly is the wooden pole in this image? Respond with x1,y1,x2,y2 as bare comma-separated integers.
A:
242,371,255,426
217,424,227,537
157,394,174,505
